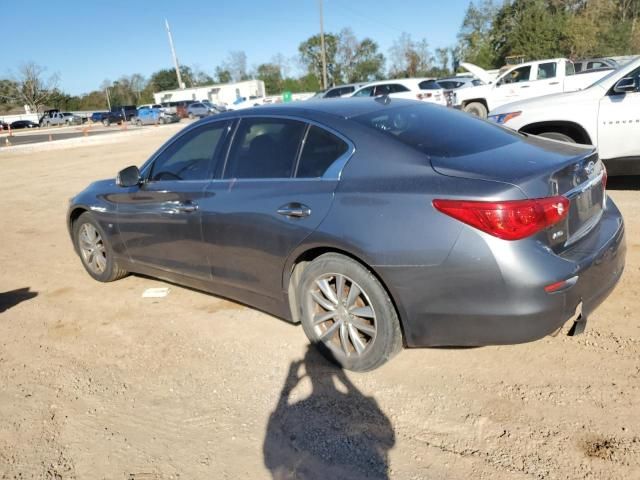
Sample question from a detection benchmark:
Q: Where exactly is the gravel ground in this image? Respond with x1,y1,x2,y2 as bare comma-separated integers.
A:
0,126,639,479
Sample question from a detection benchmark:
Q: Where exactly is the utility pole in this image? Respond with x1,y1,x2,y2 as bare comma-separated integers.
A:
318,0,328,90
165,19,184,89
104,87,111,110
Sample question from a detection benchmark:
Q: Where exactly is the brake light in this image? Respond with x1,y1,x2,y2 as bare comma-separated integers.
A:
602,165,607,190
417,93,432,100
433,196,570,240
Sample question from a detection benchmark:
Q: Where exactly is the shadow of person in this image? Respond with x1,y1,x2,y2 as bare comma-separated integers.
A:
263,346,394,480
0,287,38,314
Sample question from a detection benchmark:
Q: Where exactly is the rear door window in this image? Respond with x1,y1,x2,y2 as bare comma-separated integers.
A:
419,80,441,90
224,118,306,179
296,126,349,178
536,62,557,80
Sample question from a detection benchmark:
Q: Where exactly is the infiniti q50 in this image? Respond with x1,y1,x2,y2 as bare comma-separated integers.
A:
68,98,625,371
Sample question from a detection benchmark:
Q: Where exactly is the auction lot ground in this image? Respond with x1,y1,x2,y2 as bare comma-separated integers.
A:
0,125,639,479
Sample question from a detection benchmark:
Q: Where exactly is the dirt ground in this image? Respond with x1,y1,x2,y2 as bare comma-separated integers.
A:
0,126,639,480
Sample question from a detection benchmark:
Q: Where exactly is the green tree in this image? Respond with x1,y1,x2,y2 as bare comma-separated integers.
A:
491,0,567,65
456,0,498,68
215,66,232,84
336,29,385,83
388,33,433,77
256,63,283,94
299,33,339,87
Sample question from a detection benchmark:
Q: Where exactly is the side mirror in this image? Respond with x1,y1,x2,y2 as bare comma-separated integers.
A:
116,165,141,187
613,77,638,94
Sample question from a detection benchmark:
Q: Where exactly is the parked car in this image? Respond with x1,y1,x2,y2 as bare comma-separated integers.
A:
67,98,625,371
186,102,211,118
574,58,619,73
111,105,137,121
135,107,180,125
90,111,123,126
0,121,9,131
10,120,39,129
453,58,612,117
436,76,484,90
39,110,68,127
62,112,84,125
225,96,265,111
350,78,449,106
489,57,640,176
201,99,225,113
313,83,367,99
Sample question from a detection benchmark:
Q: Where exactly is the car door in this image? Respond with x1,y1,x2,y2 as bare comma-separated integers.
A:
491,64,534,109
114,120,232,280
597,66,640,159
530,61,563,96
200,117,352,300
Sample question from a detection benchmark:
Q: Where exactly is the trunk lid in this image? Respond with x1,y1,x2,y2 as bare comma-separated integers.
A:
431,135,606,249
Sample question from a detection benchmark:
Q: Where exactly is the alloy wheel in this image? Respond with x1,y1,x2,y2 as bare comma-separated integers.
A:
307,273,377,357
78,223,107,275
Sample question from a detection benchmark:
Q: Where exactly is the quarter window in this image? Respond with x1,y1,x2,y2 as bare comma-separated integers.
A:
224,118,306,179
296,126,349,178
150,122,229,181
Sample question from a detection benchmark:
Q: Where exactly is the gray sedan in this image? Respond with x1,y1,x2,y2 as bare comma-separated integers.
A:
67,99,625,371
186,102,211,119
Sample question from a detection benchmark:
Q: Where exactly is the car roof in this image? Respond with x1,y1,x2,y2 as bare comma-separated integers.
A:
210,97,421,120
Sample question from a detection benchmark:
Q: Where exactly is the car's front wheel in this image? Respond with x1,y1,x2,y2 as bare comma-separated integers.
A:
73,212,127,282
298,253,402,371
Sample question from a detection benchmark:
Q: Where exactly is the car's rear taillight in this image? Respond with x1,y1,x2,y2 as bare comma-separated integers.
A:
417,93,432,100
433,196,570,241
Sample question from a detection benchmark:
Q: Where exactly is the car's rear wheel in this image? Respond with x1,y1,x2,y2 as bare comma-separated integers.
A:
73,212,127,282
159,117,166,125
136,119,142,126
537,131,576,143
463,101,488,118
298,253,402,371
102,119,110,127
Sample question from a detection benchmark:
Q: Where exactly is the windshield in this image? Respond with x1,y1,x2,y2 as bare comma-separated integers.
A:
587,56,640,89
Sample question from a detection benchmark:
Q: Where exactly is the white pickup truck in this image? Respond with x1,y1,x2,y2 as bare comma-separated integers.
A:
488,57,640,176
452,58,612,118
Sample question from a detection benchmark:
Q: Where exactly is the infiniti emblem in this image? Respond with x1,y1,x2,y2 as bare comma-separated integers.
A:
584,161,596,176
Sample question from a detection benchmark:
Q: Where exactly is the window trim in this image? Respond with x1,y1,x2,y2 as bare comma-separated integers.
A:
217,114,355,182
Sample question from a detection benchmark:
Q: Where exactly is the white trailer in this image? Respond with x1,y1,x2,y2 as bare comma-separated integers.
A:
153,80,266,108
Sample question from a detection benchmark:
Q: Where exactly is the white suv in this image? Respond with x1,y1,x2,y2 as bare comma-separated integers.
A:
350,78,449,106
489,57,640,176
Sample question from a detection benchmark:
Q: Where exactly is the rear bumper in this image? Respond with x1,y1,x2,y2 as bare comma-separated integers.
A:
379,200,626,347
602,157,640,176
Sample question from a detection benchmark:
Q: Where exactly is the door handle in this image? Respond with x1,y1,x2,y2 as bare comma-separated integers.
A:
166,201,198,213
277,203,311,218
549,81,560,85
520,85,530,88
175,201,198,213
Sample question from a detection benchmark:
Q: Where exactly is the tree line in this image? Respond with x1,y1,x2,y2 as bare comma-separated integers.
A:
1,0,638,114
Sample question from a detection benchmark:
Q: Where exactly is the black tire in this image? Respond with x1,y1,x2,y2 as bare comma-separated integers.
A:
463,101,488,118
297,253,402,372
159,117,166,125
136,119,142,127
537,131,576,143
73,212,127,282
102,119,110,127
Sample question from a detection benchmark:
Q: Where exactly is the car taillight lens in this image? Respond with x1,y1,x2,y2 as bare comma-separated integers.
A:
417,93,432,100
602,165,607,190
433,196,570,241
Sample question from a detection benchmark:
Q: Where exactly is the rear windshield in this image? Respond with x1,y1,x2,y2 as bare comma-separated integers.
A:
353,104,521,157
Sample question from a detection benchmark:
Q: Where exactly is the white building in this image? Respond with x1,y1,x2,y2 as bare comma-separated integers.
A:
153,80,266,107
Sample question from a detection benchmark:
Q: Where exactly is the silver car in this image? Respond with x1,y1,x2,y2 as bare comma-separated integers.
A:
186,102,211,119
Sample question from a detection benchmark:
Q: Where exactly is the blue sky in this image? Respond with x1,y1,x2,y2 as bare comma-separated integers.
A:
4,0,471,95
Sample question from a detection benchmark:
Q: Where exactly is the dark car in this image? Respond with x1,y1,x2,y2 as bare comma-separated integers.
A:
67,98,625,371
574,58,618,73
90,111,123,126
0,121,9,131
10,120,39,129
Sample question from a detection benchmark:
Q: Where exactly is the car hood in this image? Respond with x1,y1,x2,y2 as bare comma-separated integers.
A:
460,62,495,84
